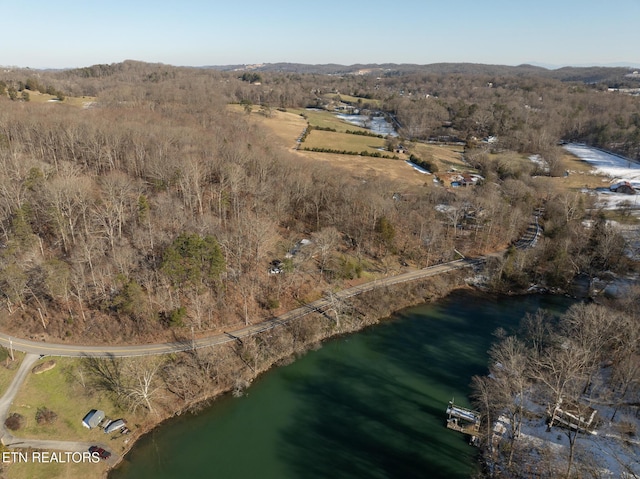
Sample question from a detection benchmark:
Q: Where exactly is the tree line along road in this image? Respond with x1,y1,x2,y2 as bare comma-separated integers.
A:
0,258,482,358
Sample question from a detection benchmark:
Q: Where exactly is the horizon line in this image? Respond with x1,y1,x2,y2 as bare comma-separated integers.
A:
2,60,640,72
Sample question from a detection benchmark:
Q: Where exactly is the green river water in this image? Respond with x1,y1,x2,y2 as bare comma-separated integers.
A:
110,290,573,479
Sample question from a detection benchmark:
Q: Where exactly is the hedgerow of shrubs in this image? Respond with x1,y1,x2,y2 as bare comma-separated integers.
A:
302,147,398,159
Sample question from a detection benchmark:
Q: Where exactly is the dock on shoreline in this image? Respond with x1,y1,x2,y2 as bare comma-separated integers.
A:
446,400,480,445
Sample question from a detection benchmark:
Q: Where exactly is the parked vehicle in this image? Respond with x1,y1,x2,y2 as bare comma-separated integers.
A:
89,446,111,460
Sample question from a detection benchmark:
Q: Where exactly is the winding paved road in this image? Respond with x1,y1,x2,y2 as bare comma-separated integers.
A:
0,196,541,460
0,258,482,358
0,257,481,456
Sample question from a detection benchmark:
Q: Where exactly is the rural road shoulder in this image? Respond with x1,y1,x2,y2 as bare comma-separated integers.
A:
0,258,481,358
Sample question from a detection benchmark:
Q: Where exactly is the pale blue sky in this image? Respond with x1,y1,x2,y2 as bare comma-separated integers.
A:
2,0,639,69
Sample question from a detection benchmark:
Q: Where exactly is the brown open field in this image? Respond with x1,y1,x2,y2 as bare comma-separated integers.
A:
19,90,96,108
228,105,452,186
228,105,306,149
556,151,612,189
295,150,434,186
322,93,382,107
228,105,614,193
410,143,467,172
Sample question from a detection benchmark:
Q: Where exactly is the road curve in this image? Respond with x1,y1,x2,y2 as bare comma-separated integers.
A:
0,258,481,358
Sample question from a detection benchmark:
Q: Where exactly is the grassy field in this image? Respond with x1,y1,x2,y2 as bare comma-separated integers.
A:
303,130,387,155
227,105,453,186
7,358,142,446
410,143,467,172
558,151,612,189
322,93,382,107
19,90,96,108
3,357,136,479
229,103,615,193
289,108,371,133
297,150,433,186
228,105,307,149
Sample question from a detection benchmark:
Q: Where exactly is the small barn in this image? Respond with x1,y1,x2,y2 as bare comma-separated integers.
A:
82,409,105,429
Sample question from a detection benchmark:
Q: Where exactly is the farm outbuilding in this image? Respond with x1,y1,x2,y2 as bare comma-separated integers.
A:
82,409,105,429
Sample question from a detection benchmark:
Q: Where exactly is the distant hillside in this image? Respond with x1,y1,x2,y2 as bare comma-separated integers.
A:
204,62,639,85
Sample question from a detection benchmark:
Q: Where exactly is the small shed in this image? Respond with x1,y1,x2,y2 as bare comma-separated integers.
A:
104,419,126,434
548,399,598,434
82,409,105,429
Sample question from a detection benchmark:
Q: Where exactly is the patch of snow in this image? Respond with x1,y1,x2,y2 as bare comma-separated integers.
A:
405,160,431,174
495,374,640,478
284,238,312,259
335,113,397,137
435,204,456,214
592,188,639,210
529,154,549,172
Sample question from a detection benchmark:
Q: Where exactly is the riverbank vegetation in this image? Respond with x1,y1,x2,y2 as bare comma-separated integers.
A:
2,271,468,479
472,297,640,478
0,60,639,478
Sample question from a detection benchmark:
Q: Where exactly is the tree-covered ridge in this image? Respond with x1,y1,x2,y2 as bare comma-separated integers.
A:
0,61,636,345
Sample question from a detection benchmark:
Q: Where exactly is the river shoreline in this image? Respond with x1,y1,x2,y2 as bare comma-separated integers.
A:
107,269,473,477
109,282,582,479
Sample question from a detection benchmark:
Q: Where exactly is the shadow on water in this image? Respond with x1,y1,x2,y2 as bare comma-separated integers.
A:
111,291,576,479
278,356,473,479
277,291,574,479
370,290,574,394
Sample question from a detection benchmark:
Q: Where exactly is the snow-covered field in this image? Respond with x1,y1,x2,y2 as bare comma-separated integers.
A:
564,144,640,210
335,113,398,136
564,144,640,186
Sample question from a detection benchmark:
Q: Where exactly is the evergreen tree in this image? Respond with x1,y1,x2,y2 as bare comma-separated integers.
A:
161,233,225,289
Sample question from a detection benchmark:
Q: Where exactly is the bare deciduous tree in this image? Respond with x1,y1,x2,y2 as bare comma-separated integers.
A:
488,336,530,467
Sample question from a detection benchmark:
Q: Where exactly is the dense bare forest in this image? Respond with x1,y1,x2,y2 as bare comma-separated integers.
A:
0,61,637,345
1,62,639,479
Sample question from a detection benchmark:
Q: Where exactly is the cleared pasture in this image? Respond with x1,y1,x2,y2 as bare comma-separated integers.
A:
302,130,387,155
322,93,382,107
289,108,371,133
